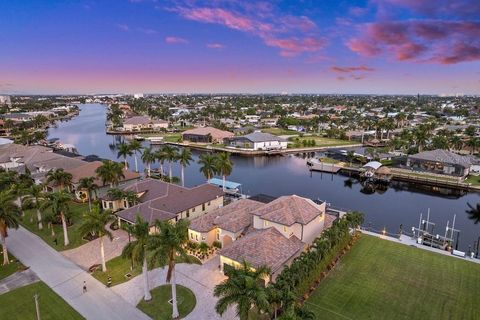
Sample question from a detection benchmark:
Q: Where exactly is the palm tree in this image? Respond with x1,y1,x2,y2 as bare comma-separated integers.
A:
148,219,190,319
0,190,20,265
78,177,98,211
117,143,133,170
122,216,152,301
155,147,167,177
414,128,428,152
95,160,125,188
450,135,463,151
22,184,46,230
215,153,233,191
178,148,193,187
46,168,72,191
44,191,72,246
78,205,116,272
129,140,142,173
162,145,178,181
141,147,156,177
198,153,217,181
466,203,480,224
214,261,270,320
467,137,480,155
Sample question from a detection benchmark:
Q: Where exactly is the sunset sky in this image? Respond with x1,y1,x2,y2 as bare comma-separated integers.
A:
1,0,479,95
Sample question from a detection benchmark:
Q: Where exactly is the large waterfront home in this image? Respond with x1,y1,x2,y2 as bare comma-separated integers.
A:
108,179,224,232
406,149,479,178
189,194,336,282
122,116,168,132
182,127,234,144
226,132,288,151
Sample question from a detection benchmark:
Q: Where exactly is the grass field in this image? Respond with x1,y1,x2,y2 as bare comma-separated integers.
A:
304,235,480,320
0,254,25,281
0,281,84,320
21,201,90,251
261,127,298,135
137,284,196,320
288,135,355,148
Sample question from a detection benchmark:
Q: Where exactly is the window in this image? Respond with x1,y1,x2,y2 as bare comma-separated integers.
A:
108,202,113,209
123,200,127,208
175,217,178,222
186,210,190,218
264,220,269,227
190,233,194,239
202,235,206,241
216,232,220,240
192,207,196,212
208,201,211,206
202,203,205,211
195,234,198,241
283,226,288,232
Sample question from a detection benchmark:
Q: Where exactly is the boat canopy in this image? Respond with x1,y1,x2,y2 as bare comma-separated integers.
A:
207,178,241,190
363,161,382,170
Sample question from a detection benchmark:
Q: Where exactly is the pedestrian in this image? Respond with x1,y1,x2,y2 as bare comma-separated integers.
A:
83,281,87,293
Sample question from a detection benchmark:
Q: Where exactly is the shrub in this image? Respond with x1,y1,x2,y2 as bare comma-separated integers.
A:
212,240,222,249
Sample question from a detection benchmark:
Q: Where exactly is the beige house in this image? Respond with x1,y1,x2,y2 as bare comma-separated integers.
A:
182,127,234,144
122,116,168,132
109,179,224,232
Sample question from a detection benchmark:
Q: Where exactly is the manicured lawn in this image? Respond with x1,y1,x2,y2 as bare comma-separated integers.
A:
21,201,90,251
304,235,480,320
261,127,298,135
92,255,202,287
0,281,84,319
289,135,355,148
137,284,196,320
465,175,480,186
0,254,25,281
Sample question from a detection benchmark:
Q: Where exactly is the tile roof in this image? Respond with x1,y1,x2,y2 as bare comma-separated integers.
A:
182,127,234,140
189,199,261,233
252,195,323,226
409,149,478,168
67,161,140,186
220,227,304,272
116,179,224,225
235,132,287,143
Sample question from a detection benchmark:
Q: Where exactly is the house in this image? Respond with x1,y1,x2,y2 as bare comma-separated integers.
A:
226,132,287,150
182,127,234,144
122,116,168,132
110,179,224,232
406,149,478,178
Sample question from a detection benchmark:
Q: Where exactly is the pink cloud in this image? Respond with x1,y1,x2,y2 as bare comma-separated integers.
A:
206,43,225,49
264,36,326,57
165,36,189,44
177,7,255,32
331,65,375,73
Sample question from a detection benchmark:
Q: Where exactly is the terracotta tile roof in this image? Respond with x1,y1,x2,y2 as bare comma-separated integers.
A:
189,199,260,233
252,195,323,226
67,161,140,186
116,179,224,225
182,127,234,140
220,227,304,273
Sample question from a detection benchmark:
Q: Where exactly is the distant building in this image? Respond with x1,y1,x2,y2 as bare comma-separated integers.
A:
226,132,287,151
122,116,168,132
0,95,11,106
182,127,234,144
406,149,478,178
133,93,144,99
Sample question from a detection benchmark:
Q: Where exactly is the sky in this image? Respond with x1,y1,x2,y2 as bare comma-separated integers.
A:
0,0,479,95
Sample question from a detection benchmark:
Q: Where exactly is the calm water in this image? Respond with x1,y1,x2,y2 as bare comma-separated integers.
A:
49,104,480,250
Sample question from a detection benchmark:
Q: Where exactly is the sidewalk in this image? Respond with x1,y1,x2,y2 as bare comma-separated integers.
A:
8,226,151,320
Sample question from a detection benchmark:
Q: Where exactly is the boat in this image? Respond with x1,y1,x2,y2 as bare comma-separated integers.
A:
134,135,145,141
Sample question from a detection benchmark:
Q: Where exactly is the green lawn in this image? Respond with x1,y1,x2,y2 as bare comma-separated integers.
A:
137,284,196,320
0,281,84,320
92,255,202,287
304,235,480,320
288,135,355,148
465,175,480,186
21,201,90,251
0,254,25,281
261,127,298,135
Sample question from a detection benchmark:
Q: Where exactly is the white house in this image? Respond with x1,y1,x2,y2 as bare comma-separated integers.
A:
226,132,288,151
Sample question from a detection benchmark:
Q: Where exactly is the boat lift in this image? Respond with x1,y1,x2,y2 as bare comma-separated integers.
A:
411,209,460,250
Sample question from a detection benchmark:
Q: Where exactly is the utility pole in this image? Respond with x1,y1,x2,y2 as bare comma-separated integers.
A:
34,293,41,320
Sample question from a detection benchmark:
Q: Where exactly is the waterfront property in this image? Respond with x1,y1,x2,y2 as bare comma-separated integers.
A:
182,126,234,144
122,115,168,132
109,179,224,231
305,235,480,320
406,149,478,178
226,132,288,151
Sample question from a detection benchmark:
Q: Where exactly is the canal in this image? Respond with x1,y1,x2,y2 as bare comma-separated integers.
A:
48,104,480,251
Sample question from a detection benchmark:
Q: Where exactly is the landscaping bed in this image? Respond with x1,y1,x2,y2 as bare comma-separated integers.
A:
0,254,26,281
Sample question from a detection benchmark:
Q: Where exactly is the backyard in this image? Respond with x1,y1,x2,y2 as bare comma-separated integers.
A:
288,135,356,148
0,281,84,320
304,235,480,320
21,201,90,251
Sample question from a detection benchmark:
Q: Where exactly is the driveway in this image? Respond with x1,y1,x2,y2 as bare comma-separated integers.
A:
8,226,150,320
113,255,237,320
0,268,39,294
62,228,130,270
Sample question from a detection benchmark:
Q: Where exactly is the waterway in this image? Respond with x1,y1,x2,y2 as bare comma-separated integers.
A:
48,104,480,251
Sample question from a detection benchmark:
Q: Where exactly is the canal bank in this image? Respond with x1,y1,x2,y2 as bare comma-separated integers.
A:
47,104,480,251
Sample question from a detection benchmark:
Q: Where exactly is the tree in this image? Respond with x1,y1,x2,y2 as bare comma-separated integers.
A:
95,160,125,188
178,148,193,187
129,140,142,173
46,168,72,191
117,143,133,170
43,191,72,246
0,190,20,265
141,147,156,177
467,137,480,155
198,153,217,180
162,145,178,181
214,261,270,320
22,184,46,230
122,216,152,301
78,177,98,211
78,205,116,272
466,203,480,224
155,148,167,177
148,219,190,319
414,128,428,152
450,135,463,151
215,153,233,191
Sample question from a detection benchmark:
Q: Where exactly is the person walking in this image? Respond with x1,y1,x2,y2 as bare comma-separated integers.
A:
83,281,87,293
